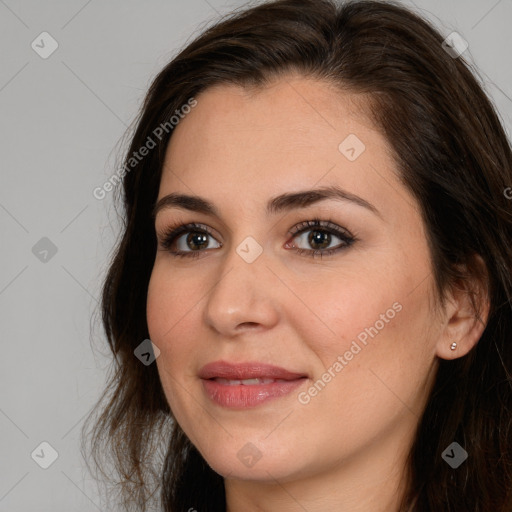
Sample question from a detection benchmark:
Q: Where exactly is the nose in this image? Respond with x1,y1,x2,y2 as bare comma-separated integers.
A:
203,242,280,337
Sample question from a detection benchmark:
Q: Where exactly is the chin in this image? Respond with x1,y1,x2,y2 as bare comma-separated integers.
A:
193,438,313,483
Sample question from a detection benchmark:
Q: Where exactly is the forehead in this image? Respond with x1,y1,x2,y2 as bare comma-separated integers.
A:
157,76,411,224
166,77,380,159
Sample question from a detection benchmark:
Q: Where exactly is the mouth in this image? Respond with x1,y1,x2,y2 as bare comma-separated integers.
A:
198,361,308,408
210,377,296,385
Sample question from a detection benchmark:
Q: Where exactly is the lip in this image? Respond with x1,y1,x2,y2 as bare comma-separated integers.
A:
198,361,307,380
199,361,308,409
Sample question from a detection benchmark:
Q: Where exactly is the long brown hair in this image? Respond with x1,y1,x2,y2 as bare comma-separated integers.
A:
81,1,512,510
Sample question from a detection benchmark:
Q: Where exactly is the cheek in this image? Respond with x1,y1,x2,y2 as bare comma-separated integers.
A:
146,261,199,342
146,264,202,381
291,271,400,357
291,267,434,394
146,265,200,422
283,279,434,461
146,267,172,341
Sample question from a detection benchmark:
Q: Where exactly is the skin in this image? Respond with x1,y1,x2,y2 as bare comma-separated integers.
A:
146,74,488,511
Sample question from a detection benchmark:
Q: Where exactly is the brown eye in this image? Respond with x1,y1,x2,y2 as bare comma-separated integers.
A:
159,222,222,258
308,230,333,250
184,232,210,251
287,219,356,259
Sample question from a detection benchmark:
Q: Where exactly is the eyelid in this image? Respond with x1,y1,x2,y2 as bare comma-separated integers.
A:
287,218,354,238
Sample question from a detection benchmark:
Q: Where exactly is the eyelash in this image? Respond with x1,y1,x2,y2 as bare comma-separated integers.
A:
158,218,357,260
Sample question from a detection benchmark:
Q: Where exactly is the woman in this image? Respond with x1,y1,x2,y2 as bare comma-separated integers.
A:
82,0,512,510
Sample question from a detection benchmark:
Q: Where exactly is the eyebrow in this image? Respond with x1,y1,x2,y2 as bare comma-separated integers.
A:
152,185,381,220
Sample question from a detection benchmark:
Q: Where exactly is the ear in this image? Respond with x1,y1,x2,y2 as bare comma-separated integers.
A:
435,254,490,360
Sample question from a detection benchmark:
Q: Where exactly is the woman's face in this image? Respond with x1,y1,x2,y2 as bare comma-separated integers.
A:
147,75,444,489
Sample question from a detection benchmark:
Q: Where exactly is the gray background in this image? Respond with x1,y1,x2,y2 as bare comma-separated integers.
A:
1,0,510,510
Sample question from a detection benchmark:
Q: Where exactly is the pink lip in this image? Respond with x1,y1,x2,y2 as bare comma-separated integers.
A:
198,361,308,408
198,361,307,380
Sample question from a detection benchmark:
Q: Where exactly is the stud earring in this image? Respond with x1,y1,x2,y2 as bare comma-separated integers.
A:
450,342,457,351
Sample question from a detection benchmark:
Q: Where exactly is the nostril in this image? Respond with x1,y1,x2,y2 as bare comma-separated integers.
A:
238,322,259,329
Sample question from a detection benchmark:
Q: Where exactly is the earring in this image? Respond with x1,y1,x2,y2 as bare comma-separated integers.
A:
450,342,457,351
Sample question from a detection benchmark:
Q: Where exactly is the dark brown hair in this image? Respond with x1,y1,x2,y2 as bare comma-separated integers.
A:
82,0,512,510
